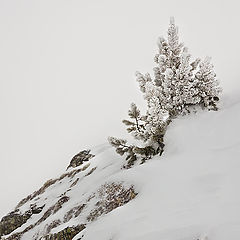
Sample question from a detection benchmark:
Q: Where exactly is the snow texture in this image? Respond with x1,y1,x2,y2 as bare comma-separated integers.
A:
77,94,240,240
3,94,240,240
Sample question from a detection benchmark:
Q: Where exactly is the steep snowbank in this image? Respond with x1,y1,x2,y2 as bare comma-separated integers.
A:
77,95,240,240
1,94,240,240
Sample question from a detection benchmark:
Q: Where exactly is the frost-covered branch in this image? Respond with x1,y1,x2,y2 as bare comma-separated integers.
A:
108,17,221,168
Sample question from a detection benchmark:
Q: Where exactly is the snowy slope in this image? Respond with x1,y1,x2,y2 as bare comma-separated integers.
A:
1,93,240,240
77,95,240,240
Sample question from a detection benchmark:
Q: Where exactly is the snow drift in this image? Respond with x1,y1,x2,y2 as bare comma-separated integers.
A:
1,93,240,240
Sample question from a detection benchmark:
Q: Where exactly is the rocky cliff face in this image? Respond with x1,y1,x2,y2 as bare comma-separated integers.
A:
0,147,137,240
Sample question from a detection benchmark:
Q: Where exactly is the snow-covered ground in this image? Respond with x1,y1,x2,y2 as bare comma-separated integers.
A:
3,93,240,240
77,94,240,240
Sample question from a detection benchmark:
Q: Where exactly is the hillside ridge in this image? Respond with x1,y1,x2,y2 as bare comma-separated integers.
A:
1,94,240,240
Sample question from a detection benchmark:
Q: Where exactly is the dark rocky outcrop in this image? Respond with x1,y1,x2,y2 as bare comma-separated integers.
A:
15,179,58,209
0,210,30,237
84,167,97,177
63,204,86,223
67,150,95,170
0,204,44,238
1,196,70,240
37,196,69,225
0,148,138,240
42,224,86,240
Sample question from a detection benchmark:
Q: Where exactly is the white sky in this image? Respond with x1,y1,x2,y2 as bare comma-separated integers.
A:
0,0,240,217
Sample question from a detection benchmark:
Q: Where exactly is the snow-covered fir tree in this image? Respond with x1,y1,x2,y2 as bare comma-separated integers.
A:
109,17,221,168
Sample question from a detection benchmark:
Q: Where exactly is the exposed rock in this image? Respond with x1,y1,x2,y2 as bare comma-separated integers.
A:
69,163,90,179
15,179,58,209
0,210,30,238
63,204,86,223
0,146,138,240
84,167,97,177
31,204,45,214
0,204,45,238
42,224,86,240
1,181,138,240
67,150,95,170
4,224,34,240
37,196,69,224
69,178,79,188
15,164,90,211
1,197,69,240
45,219,61,235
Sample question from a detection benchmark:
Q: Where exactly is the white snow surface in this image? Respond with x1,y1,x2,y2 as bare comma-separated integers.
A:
5,94,240,240
78,95,240,240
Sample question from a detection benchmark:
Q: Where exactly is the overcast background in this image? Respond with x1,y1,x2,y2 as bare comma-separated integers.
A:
0,0,240,218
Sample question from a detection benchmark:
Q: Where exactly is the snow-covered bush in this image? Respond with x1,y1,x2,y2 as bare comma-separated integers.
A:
109,18,221,168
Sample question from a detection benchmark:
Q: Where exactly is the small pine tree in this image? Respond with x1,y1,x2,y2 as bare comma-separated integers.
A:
109,18,221,168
